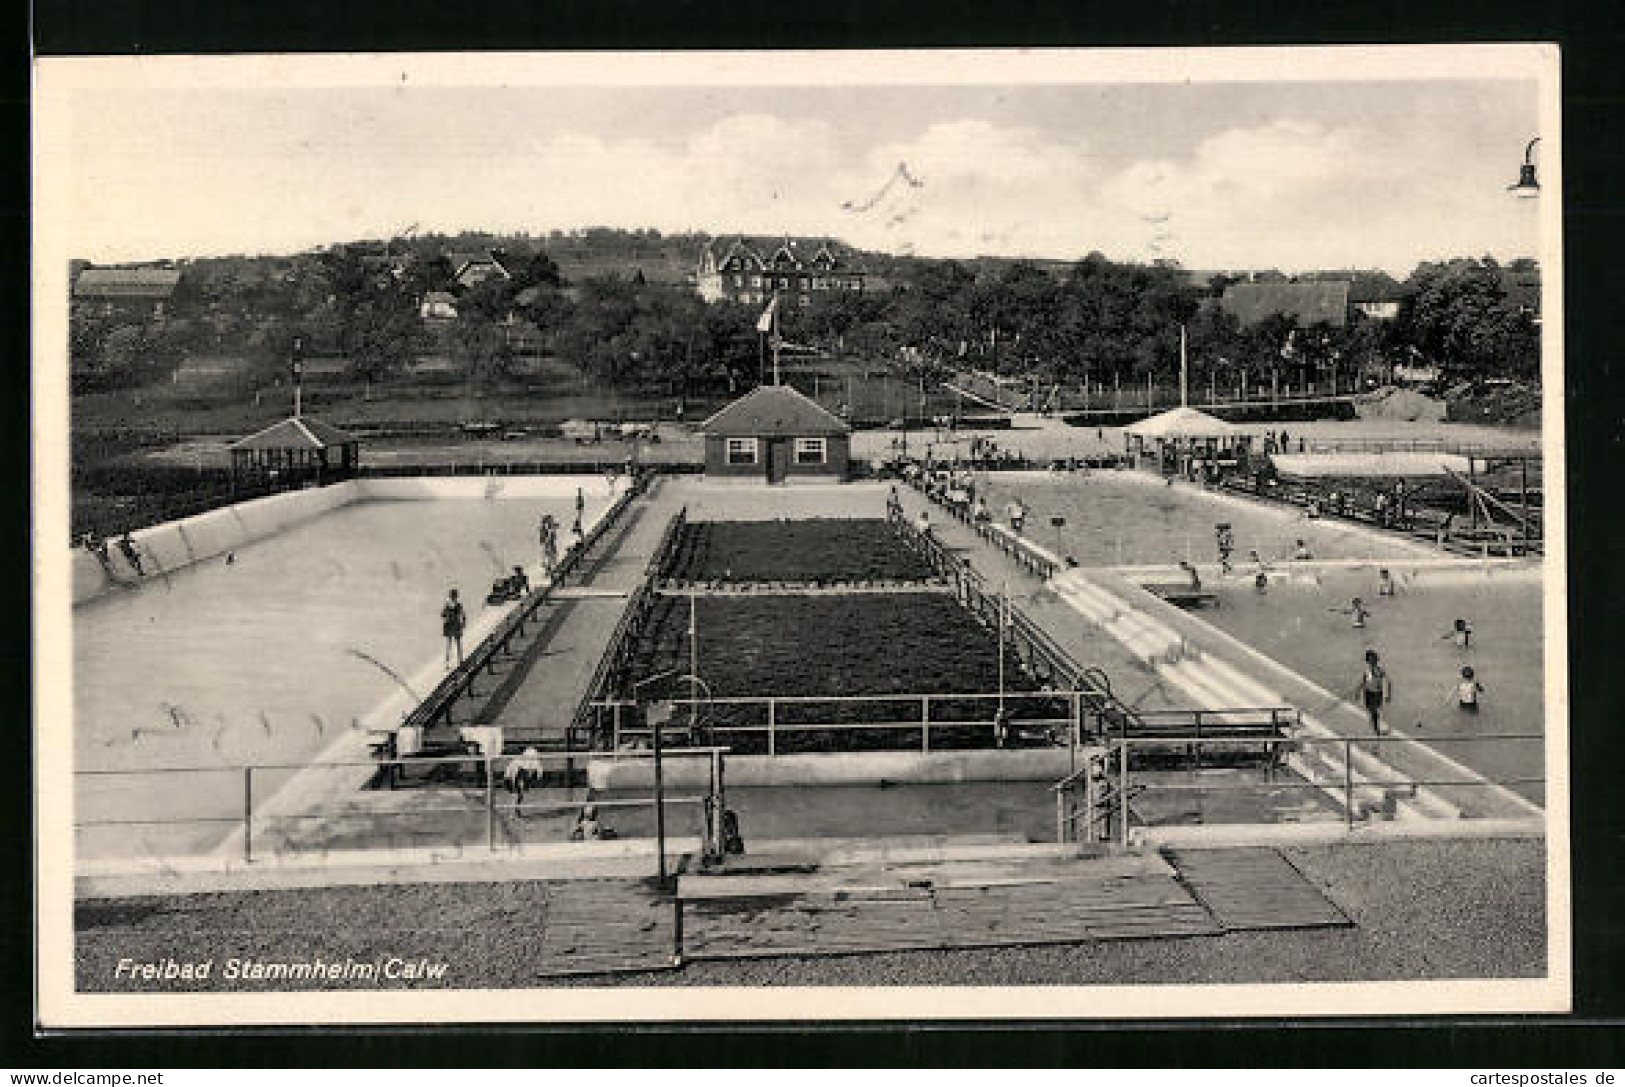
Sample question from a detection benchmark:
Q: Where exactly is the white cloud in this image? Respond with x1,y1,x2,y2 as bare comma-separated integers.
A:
54,95,1539,274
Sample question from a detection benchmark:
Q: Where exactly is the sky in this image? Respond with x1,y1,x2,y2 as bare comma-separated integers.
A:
43,61,1547,275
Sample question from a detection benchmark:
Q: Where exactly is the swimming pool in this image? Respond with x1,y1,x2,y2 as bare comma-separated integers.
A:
1191,563,1546,803
73,480,619,859
976,472,1431,568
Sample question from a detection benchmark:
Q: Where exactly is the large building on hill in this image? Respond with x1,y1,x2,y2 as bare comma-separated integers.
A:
72,267,183,318
695,238,868,305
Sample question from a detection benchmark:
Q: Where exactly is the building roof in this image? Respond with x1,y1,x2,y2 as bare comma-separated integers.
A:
73,267,182,300
230,415,360,452
705,238,864,276
1220,281,1349,328
1123,406,1236,440
701,384,852,437
423,290,458,304
448,251,509,277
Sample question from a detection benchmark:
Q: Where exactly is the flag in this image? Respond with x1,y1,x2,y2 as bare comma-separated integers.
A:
755,295,780,333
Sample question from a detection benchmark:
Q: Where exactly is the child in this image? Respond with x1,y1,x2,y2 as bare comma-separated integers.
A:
1442,618,1474,650
1455,666,1484,714
1329,597,1370,628
1377,568,1396,597
441,588,466,666
1359,650,1393,735
1292,538,1314,561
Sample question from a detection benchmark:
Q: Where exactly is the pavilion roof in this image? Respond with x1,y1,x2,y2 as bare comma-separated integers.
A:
230,415,359,452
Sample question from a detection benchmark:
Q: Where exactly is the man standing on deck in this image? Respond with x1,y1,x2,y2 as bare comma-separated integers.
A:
442,589,466,666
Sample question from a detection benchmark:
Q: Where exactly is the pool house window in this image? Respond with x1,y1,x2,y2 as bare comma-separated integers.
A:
726,438,759,465
794,437,827,464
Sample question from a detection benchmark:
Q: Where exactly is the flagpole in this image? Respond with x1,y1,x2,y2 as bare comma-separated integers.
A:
1179,323,1188,408
772,292,782,386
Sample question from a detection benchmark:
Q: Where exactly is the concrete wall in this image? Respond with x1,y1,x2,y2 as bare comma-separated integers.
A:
71,474,630,606
588,746,1077,790
72,482,362,605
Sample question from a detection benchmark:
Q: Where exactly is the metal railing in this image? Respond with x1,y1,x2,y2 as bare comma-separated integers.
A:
76,746,731,870
395,474,647,740
1052,732,1544,845
562,505,689,750
591,690,1079,756
896,475,1060,579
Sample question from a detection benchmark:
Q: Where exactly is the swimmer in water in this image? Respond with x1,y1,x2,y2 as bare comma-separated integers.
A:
1441,617,1474,650
1329,596,1370,628
1454,665,1484,714
1377,568,1396,597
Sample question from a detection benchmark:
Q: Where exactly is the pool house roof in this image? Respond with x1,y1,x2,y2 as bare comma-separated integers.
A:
230,415,360,452
1123,406,1237,440
701,384,851,437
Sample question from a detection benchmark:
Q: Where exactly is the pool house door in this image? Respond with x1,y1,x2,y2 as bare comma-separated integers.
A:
766,437,791,482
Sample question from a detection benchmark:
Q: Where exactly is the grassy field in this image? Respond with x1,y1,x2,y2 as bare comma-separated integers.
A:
664,519,938,584
619,593,1061,753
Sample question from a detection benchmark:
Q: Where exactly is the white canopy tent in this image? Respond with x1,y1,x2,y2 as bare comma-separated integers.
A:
1122,406,1238,440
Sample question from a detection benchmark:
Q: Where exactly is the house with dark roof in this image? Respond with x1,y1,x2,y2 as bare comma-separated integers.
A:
72,267,184,317
695,238,868,306
447,250,511,289
228,415,360,484
1220,281,1350,329
700,384,852,482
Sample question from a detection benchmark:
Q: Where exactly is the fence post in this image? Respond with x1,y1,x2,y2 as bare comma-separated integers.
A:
486,754,496,850
1117,739,1129,848
243,766,253,864
672,896,685,966
613,702,622,749
1344,738,1355,830
767,699,776,757
1056,788,1067,845
921,695,931,752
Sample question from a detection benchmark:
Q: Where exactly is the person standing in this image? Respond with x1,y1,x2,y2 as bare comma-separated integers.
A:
441,589,466,666
1358,650,1393,735
1454,666,1485,715
117,532,145,576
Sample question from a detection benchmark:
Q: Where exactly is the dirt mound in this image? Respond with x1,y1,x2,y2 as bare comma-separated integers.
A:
1445,381,1542,428
1354,386,1446,423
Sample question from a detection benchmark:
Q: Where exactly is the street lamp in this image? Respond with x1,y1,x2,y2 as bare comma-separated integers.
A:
1508,137,1542,198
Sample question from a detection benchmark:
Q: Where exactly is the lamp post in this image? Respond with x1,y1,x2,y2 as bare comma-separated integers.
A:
1508,137,1542,198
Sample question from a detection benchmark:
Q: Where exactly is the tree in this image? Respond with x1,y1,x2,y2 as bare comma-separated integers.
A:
350,299,422,396
1402,259,1539,380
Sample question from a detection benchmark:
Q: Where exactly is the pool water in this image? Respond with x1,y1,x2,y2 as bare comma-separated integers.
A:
73,493,611,857
977,473,1427,567
1194,564,1546,803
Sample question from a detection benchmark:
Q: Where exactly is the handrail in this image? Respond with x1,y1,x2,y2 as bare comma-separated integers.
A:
397,475,646,739
566,504,688,749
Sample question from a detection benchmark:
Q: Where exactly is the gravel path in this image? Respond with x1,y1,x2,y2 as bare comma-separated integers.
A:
75,837,1545,992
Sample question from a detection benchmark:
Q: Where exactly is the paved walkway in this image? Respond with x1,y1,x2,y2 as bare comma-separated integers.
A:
888,485,1187,715
482,488,687,747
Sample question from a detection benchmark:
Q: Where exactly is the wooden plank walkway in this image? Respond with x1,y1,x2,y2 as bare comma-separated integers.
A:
534,877,678,978
1163,847,1352,931
678,858,1221,961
